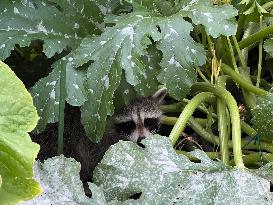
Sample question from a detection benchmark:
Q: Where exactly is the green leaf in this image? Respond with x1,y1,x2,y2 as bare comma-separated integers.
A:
114,72,137,109
72,12,162,142
72,11,206,141
0,61,41,204
20,155,108,205
252,93,273,141
94,135,273,204
181,0,238,38
157,15,206,100
0,0,102,59
264,38,273,58
30,57,87,133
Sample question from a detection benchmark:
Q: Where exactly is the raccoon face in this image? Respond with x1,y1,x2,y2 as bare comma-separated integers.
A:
113,88,167,143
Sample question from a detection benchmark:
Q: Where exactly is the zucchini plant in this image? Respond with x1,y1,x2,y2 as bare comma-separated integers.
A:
1,0,273,204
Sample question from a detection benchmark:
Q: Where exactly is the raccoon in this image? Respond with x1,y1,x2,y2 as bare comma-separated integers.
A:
31,87,167,197
77,87,167,196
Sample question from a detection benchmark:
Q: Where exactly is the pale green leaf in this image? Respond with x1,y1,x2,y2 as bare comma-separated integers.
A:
181,0,238,38
20,155,107,205
0,0,102,59
157,15,206,100
264,38,273,58
30,56,87,133
94,135,273,204
72,11,162,142
252,93,273,141
0,61,41,204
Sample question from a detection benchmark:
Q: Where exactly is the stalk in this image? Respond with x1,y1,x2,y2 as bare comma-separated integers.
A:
238,24,273,50
169,92,215,145
256,15,263,87
162,116,273,153
191,82,244,168
221,63,268,96
58,64,66,155
216,76,230,165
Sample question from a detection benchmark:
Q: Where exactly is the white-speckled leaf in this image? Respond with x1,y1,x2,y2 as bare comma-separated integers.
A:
30,57,87,133
252,93,273,141
93,135,273,204
72,11,163,142
0,0,102,59
19,155,107,205
157,15,206,100
181,0,238,38
264,38,273,58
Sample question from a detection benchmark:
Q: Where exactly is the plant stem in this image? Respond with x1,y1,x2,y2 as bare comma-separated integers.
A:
232,35,247,68
58,65,66,155
238,24,273,50
230,153,273,166
256,15,263,87
221,63,268,96
169,92,215,145
196,66,209,82
227,37,239,73
216,76,230,165
191,82,244,168
162,116,273,153
176,150,220,161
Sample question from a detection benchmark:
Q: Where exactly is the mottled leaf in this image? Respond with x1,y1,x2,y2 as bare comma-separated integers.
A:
157,15,206,100
0,0,102,59
72,11,162,142
181,0,238,38
20,156,107,205
264,38,273,58
94,135,273,204
0,61,41,204
252,93,273,141
30,57,87,133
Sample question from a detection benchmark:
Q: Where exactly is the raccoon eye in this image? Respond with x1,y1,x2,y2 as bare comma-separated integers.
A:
115,120,136,136
144,118,160,133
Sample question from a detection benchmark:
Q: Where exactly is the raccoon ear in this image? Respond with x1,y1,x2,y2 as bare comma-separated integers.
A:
152,87,167,104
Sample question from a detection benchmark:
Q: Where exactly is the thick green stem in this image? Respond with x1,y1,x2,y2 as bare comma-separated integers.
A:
58,65,66,155
216,76,230,165
238,24,273,49
169,92,215,145
191,82,244,168
221,63,268,96
230,153,273,166
176,150,220,161
163,116,273,153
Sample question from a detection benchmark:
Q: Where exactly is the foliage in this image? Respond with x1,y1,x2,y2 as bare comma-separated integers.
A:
0,61,41,204
21,136,273,204
1,0,273,204
0,0,237,142
20,155,107,205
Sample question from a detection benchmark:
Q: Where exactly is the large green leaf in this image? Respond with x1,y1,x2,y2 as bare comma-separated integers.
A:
157,14,206,100
30,57,87,132
0,0,102,59
0,61,41,204
94,135,273,204
252,93,273,141
72,11,162,142
180,0,238,38
72,11,206,141
20,155,108,205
